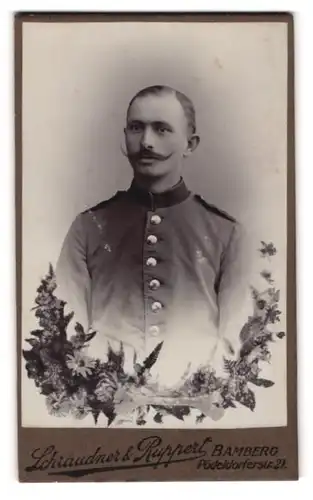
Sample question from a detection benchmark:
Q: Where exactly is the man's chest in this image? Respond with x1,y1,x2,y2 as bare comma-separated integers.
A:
85,206,224,286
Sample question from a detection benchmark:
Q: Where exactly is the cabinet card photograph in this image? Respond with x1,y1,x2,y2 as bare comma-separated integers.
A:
17,12,297,481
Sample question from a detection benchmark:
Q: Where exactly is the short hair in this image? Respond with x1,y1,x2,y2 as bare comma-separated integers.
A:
127,85,197,136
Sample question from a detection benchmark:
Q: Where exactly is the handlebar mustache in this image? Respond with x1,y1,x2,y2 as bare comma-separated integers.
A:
127,150,173,162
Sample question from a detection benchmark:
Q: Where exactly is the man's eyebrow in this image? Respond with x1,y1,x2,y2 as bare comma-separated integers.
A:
127,119,174,128
127,119,144,124
153,120,174,129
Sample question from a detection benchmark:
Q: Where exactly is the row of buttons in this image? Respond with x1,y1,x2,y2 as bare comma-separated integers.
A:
146,214,163,336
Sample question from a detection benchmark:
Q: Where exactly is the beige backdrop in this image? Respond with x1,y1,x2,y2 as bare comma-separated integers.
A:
21,21,288,428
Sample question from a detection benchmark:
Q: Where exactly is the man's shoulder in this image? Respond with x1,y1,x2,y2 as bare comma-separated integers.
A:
67,191,126,238
81,191,124,215
192,194,237,224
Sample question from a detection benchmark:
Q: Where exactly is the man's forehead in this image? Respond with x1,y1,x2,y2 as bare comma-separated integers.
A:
127,93,186,123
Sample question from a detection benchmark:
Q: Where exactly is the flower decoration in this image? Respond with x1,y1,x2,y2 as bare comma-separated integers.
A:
66,351,96,377
70,389,91,419
259,241,277,258
46,392,70,417
23,243,286,426
94,374,118,402
260,270,274,284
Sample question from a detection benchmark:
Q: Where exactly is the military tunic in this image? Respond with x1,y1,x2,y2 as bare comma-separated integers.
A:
56,179,249,386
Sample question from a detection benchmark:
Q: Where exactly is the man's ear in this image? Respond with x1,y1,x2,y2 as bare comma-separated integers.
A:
183,134,200,157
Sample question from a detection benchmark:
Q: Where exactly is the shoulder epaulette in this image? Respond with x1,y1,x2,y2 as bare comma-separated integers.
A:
82,191,123,214
194,194,236,223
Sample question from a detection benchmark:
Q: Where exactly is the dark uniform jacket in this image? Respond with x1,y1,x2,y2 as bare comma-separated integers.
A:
56,178,249,385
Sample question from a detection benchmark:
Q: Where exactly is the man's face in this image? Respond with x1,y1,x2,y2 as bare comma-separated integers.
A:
124,92,191,179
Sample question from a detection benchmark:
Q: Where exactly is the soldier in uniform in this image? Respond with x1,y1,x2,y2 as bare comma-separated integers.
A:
56,85,250,387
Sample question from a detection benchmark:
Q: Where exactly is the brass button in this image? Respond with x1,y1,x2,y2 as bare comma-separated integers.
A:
151,301,162,312
147,234,158,245
148,325,160,336
150,214,162,225
146,257,157,267
149,279,161,290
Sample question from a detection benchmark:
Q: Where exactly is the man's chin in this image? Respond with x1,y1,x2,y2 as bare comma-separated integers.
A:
131,160,162,176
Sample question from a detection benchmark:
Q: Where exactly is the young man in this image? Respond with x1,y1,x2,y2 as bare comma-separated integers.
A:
56,85,248,386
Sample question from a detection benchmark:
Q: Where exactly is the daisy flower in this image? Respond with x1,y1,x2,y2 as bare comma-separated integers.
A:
66,350,96,377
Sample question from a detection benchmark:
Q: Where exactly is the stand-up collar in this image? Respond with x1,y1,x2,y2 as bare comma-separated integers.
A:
127,178,190,210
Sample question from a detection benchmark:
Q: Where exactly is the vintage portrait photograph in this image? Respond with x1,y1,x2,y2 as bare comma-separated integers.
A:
19,14,292,436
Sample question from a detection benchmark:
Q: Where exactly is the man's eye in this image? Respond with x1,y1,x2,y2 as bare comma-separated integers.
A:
156,126,169,134
128,124,142,132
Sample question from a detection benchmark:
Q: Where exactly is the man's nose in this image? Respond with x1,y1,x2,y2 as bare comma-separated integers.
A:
140,126,155,149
